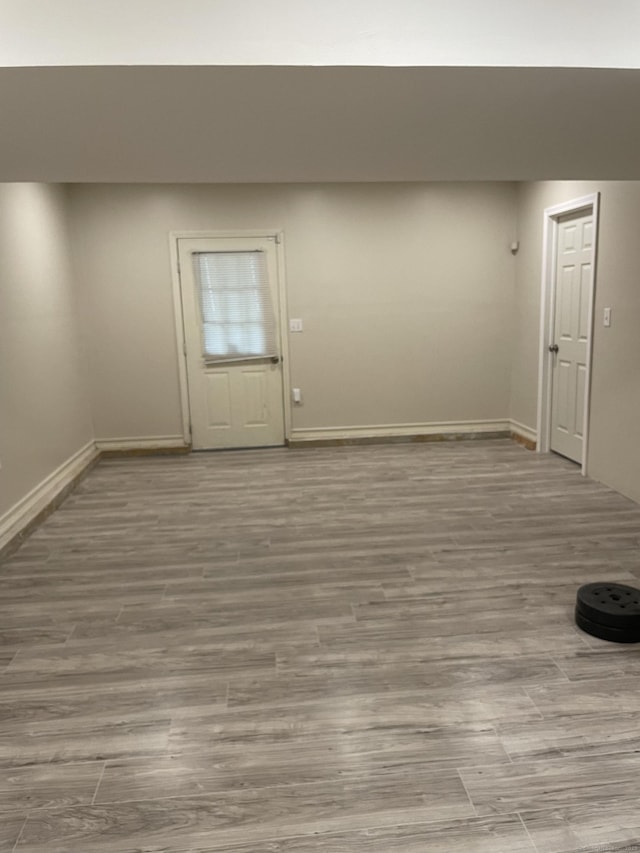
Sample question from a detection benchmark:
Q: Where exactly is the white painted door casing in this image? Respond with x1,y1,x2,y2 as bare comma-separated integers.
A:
178,236,286,450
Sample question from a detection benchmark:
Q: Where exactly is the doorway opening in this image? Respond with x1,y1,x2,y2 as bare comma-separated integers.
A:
171,232,291,450
536,194,600,473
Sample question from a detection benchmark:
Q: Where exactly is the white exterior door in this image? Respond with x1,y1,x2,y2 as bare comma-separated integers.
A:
178,236,285,450
549,210,594,463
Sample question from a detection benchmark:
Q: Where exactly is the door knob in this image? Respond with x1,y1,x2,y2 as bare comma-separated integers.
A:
270,355,281,364
548,343,559,354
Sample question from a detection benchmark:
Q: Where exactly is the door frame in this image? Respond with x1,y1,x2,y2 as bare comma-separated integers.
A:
169,230,292,447
536,193,600,475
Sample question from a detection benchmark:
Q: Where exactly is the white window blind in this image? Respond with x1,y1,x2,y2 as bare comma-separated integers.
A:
193,251,278,363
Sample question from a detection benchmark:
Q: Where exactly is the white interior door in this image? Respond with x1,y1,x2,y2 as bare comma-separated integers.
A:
178,236,285,450
549,210,594,463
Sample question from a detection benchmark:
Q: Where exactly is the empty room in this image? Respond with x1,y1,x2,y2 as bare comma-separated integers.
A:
1,3,640,851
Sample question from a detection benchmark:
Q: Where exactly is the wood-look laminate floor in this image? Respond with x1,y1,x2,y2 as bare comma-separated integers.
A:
1,440,640,852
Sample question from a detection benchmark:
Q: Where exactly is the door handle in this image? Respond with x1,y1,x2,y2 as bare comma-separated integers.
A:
548,344,559,354
270,355,281,364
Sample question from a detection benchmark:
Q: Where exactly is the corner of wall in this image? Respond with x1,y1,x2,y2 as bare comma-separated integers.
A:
0,182,96,554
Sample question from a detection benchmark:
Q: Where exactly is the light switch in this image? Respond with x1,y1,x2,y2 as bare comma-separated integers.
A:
292,387,302,404
603,307,612,327
289,318,303,333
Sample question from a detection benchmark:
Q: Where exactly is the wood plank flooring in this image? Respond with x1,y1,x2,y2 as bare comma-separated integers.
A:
1,440,640,852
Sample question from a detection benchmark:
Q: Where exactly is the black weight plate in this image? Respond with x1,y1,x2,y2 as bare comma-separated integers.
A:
575,607,640,643
576,582,640,629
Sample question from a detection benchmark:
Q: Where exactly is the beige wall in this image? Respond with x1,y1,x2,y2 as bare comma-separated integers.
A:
67,183,517,440
513,181,640,503
0,183,93,521
2,179,639,527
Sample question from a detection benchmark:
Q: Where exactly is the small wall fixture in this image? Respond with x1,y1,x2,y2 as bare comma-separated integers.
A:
510,241,520,255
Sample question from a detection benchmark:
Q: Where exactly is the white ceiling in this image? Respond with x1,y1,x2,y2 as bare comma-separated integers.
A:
1,66,640,183
2,0,639,68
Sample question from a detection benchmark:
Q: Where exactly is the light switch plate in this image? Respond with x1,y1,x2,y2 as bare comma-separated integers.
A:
603,307,612,327
289,318,303,333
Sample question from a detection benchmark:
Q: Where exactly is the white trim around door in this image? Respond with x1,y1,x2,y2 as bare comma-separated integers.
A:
536,193,600,475
169,230,292,447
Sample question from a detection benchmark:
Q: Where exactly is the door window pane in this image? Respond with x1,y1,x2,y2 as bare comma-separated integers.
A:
194,251,278,362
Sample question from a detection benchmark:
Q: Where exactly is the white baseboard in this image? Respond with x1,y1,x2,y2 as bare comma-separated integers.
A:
95,436,188,452
290,420,510,444
509,419,538,444
0,440,99,553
